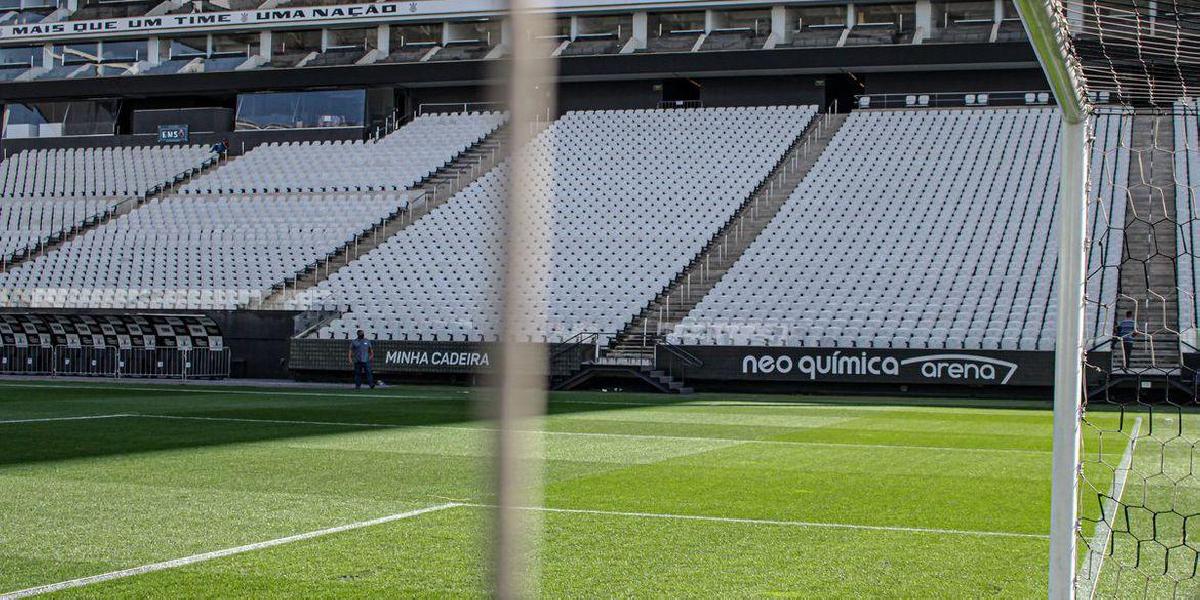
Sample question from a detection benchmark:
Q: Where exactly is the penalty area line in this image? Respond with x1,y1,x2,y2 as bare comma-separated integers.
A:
0,502,463,599
0,413,134,425
461,504,1049,540
1076,416,1142,600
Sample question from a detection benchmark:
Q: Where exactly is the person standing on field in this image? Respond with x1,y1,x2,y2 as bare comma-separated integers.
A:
349,329,375,390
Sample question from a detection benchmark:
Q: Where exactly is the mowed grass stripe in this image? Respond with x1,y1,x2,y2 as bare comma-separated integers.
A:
129,413,1054,455
0,503,462,600
0,380,1050,414
0,383,1063,596
50,504,1049,598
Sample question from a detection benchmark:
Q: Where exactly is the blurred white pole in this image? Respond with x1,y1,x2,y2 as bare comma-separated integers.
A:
494,0,554,598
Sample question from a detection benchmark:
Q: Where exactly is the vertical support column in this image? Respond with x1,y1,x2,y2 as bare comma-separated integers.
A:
147,37,161,66
1048,116,1090,600
915,0,932,39
631,11,648,49
376,24,389,55
771,5,793,45
846,3,857,28
569,15,579,40
259,30,272,61
704,9,717,32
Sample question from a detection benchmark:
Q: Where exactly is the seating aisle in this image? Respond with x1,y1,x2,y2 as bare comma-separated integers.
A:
670,107,1130,351
294,106,818,341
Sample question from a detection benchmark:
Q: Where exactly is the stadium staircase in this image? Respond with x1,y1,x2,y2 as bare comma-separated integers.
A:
603,111,849,360
550,332,698,394
1115,114,1182,374
255,125,513,308
0,151,226,274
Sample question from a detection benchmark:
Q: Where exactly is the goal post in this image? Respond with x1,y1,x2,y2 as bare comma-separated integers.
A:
1011,0,1092,596
1014,0,1200,595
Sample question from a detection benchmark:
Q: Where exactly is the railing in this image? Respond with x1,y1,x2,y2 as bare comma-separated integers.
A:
0,346,230,379
549,332,602,380
655,342,703,384
269,190,429,300
418,102,506,116
658,100,704,109
854,90,1054,109
371,109,412,142
649,104,838,337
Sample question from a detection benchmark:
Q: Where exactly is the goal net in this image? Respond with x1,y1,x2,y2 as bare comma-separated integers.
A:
1015,0,1200,596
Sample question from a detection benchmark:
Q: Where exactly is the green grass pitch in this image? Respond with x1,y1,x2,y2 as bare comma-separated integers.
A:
0,380,1156,597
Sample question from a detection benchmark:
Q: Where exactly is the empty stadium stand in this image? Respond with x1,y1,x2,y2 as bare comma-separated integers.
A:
291,106,819,342
1,145,213,197
0,144,218,268
668,107,1131,351
0,114,507,310
0,192,410,309
607,112,849,358
181,112,506,194
260,124,512,305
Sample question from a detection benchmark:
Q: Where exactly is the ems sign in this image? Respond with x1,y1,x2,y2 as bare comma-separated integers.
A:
157,124,189,144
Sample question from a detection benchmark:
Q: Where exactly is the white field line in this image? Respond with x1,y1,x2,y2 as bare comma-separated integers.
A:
0,502,463,600
461,503,1049,540
1076,416,1142,600
133,414,1051,455
0,414,133,425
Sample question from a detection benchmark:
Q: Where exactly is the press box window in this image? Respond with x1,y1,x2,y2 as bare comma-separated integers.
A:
235,89,365,130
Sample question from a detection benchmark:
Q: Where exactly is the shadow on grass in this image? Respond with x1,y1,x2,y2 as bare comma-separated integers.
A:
0,380,697,467
0,378,1096,467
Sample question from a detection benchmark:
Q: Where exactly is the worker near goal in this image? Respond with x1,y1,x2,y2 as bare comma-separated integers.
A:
1116,311,1136,367
349,329,376,390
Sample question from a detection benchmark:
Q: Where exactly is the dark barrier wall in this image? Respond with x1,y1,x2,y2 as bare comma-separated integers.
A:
291,338,497,375
293,338,1056,388
658,345,1056,387
131,107,235,135
205,310,299,379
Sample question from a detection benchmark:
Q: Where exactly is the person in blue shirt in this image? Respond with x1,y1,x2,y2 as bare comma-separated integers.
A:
348,329,375,390
1116,311,1136,367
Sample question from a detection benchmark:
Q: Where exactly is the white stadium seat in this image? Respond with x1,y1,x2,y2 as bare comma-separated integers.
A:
669,107,1131,351
291,106,819,342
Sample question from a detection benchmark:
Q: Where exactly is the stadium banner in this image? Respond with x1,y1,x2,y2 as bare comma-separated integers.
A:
660,346,1057,387
290,338,500,375
157,124,189,144
0,0,714,43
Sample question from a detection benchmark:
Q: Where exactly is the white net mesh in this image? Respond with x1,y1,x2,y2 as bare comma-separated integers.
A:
1077,102,1200,597
1028,0,1200,591
1063,0,1200,106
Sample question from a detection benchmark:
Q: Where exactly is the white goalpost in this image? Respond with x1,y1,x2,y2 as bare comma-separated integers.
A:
1015,0,1200,596
1011,1,1091,597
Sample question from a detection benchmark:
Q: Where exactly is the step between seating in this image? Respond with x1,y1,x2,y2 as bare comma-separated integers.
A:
604,110,850,360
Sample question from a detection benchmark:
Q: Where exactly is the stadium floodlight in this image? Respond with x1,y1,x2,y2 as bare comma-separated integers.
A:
1014,0,1200,597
